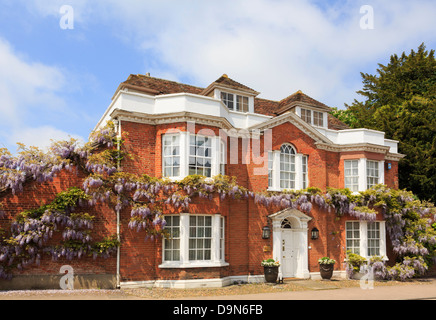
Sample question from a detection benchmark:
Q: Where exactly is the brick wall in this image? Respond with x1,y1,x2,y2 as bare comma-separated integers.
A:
0,170,117,282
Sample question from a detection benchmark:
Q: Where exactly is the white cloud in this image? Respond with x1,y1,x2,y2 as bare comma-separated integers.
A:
12,0,436,110
80,0,436,107
4,126,84,152
0,37,85,152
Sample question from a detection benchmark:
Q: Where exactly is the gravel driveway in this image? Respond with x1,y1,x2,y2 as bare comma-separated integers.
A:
0,278,434,300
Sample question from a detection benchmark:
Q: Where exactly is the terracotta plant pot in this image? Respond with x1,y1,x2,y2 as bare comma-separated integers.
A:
264,266,279,283
319,263,334,280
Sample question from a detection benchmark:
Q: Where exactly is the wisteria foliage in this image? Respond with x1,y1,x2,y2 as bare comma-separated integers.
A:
0,187,119,279
0,122,119,279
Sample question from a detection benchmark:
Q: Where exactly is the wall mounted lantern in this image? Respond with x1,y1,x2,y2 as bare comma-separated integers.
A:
262,226,271,239
311,227,319,240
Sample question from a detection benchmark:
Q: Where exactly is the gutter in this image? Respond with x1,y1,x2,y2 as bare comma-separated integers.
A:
114,118,122,289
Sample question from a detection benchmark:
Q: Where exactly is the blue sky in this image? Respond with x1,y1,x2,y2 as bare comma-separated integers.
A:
1,0,436,152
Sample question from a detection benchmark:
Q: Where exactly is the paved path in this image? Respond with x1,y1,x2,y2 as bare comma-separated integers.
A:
193,280,436,300
0,279,435,300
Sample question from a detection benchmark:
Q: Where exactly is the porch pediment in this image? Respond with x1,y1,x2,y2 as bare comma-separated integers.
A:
268,208,312,222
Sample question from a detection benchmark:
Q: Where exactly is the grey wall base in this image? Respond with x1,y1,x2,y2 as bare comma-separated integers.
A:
0,274,117,291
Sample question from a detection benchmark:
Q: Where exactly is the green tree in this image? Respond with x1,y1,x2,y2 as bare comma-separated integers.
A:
344,43,436,202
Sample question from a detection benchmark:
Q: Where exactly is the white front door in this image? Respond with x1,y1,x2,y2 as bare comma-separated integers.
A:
281,230,299,278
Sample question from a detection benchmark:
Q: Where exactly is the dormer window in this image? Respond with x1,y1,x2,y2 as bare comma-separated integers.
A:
300,108,324,127
220,92,249,112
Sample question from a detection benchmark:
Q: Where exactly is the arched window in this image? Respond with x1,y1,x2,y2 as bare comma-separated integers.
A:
280,144,296,189
281,218,293,229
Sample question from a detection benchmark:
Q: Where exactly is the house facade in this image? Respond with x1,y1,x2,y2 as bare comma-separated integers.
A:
0,74,405,289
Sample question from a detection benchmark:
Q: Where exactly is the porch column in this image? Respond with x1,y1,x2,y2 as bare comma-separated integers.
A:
297,218,311,279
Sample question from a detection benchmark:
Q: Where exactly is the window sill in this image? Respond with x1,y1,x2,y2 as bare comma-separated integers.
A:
159,261,229,269
267,187,301,192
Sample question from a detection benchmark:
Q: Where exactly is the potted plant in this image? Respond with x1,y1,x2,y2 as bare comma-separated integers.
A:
318,257,336,280
261,258,280,283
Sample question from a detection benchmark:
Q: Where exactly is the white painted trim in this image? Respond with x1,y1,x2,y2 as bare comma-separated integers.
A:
270,208,311,279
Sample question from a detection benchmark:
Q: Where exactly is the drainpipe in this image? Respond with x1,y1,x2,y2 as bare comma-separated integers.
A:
114,118,122,289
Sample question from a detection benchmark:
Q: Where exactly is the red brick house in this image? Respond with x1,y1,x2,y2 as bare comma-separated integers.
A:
0,74,404,289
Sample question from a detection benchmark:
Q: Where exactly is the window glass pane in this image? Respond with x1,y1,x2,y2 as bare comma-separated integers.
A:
162,135,181,177
344,160,359,191
268,151,274,188
280,145,296,190
163,215,180,261
221,92,234,110
346,221,360,254
235,95,249,112
313,111,324,126
188,215,212,261
367,161,380,189
301,109,312,123
367,222,380,256
189,135,213,177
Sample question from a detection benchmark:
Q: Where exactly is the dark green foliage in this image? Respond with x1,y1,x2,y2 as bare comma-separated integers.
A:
342,43,436,202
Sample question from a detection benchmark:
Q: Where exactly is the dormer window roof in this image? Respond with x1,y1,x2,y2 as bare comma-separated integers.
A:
201,74,260,97
275,90,331,115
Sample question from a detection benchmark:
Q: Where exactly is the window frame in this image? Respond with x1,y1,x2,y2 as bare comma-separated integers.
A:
344,160,359,192
313,111,324,127
162,132,226,180
160,214,228,268
302,155,308,189
345,220,387,259
280,144,296,190
162,134,181,178
366,160,380,189
268,144,308,191
301,108,312,124
221,91,249,113
163,215,181,262
188,215,213,261
189,135,213,177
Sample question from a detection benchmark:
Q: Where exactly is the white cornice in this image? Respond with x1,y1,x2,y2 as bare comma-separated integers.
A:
110,109,235,130
315,142,390,154
385,153,406,161
111,109,405,157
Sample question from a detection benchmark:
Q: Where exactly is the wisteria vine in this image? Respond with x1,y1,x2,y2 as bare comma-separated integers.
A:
0,187,119,279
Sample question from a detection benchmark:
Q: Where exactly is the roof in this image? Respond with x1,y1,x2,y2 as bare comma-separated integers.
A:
120,74,204,96
116,73,349,130
201,74,260,96
276,90,332,113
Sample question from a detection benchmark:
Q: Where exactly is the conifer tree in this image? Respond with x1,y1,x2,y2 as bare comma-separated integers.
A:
341,43,436,202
